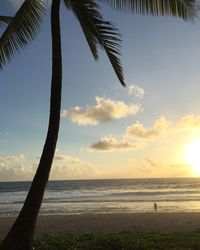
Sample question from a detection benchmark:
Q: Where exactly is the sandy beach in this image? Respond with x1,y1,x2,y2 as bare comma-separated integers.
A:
1,213,200,238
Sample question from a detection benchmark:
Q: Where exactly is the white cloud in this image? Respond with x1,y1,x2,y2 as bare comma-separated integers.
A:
88,136,141,152
50,164,95,180
0,154,32,181
125,116,170,140
177,115,200,131
35,153,95,180
61,96,142,125
87,117,170,153
128,84,145,98
0,153,92,181
54,154,89,165
86,114,200,153
0,154,24,167
50,154,95,179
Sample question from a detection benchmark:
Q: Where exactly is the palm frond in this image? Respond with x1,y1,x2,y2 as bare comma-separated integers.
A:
99,0,199,21
0,16,12,24
0,0,45,69
64,0,98,60
65,0,125,86
63,0,71,10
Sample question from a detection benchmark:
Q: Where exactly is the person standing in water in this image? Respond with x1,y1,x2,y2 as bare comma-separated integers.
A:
154,202,158,211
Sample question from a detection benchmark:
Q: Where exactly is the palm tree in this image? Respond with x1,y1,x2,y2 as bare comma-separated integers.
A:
0,1,198,249
0,16,12,24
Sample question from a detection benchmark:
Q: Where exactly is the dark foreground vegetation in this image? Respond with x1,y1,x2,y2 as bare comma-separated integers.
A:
27,231,200,250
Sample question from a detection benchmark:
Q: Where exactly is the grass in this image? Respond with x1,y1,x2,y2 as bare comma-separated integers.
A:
32,232,200,250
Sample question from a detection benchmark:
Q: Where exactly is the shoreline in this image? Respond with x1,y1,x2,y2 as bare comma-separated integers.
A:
1,212,200,238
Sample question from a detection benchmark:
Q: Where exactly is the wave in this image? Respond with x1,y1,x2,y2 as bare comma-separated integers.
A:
1,178,200,214
2,197,200,205
1,178,200,192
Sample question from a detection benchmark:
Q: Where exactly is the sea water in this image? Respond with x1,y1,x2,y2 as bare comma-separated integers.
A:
1,178,200,216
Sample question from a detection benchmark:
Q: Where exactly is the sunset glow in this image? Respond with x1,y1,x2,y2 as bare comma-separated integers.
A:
184,138,200,175
1,1,200,181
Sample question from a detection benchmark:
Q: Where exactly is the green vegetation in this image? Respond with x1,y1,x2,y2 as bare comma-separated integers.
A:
31,232,200,250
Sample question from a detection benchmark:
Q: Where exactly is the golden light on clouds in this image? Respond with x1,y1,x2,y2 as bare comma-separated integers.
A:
184,137,200,176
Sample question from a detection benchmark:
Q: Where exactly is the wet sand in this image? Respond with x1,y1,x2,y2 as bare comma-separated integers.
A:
1,213,200,238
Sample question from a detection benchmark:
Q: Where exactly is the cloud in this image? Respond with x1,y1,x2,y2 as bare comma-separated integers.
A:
50,154,95,179
0,154,32,181
86,116,171,153
54,154,89,165
61,96,142,125
0,164,27,181
144,157,191,171
35,153,96,180
0,153,93,181
145,158,160,168
143,157,192,177
178,115,200,131
86,113,200,153
128,84,145,98
88,136,141,152
86,117,169,153
125,116,170,140
0,154,24,167
50,164,95,180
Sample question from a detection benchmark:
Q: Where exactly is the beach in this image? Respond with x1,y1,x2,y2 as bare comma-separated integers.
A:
1,212,200,238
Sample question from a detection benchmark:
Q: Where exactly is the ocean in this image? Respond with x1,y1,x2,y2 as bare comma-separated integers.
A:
0,178,200,216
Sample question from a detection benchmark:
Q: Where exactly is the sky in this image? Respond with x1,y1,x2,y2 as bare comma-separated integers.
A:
1,0,200,181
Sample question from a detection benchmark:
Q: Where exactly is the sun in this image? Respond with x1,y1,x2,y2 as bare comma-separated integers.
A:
184,138,200,175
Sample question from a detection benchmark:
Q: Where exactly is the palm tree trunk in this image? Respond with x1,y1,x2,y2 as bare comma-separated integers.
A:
0,0,62,249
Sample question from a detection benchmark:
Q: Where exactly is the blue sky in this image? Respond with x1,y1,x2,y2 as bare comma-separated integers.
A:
1,0,200,181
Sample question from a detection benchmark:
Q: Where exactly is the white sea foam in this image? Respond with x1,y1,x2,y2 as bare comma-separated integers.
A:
1,178,200,215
